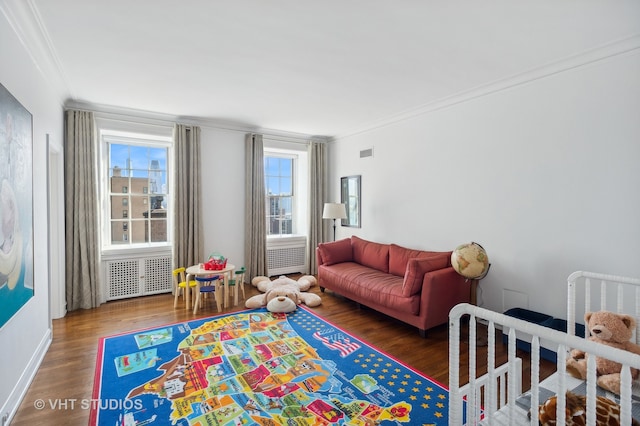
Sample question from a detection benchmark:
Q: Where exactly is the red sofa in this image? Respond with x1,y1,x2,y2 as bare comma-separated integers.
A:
316,236,470,336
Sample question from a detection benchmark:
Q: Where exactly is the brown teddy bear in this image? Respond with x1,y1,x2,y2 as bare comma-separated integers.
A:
244,275,322,312
566,310,640,394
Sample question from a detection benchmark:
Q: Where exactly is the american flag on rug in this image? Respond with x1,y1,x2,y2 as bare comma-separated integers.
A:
312,328,361,357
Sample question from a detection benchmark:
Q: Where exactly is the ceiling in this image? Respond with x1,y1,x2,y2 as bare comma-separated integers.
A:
13,1,640,137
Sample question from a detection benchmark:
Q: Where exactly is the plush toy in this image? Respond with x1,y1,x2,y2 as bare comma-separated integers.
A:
245,275,322,313
266,296,297,313
535,391,640,426
566,310,640,394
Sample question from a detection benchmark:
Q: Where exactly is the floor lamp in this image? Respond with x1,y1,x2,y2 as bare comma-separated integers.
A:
322,203,347,241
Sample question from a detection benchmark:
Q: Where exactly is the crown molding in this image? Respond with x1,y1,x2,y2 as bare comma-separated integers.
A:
332,34,640,141
66,100,329,143
1,0,71,103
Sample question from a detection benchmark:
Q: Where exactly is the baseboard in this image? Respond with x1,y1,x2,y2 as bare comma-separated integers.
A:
1,327,52,425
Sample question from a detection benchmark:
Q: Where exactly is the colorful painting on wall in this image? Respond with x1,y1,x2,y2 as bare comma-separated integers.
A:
0,83,34,329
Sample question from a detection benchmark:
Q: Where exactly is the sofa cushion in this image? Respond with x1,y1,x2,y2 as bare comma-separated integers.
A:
402,255,450,297
317,238,353,266
388,243,443,277
319,263,420,314
351,236,389,273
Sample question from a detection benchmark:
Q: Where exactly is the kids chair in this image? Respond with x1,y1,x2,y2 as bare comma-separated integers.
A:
228,266,246,307
193,275,222,314
173,267,197,308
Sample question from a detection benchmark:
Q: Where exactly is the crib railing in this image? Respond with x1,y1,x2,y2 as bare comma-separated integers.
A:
567,271,640,343
449,303,640,426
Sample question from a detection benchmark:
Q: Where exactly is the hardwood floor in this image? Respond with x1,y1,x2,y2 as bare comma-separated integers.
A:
11,276,555,425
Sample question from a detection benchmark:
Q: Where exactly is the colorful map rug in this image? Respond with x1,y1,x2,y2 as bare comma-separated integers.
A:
91,306,453,425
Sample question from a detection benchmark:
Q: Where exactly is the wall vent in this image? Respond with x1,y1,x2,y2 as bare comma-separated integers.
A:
359,148,374,158
267,238,307,276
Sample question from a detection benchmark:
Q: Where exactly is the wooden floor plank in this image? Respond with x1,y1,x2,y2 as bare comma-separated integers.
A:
11,277,555,425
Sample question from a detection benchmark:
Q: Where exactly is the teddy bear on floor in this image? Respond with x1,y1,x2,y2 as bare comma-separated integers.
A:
566,310,640,394
245,275,322,313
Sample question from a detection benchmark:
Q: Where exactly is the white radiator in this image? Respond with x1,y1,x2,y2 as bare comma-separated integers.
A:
105,254,172,300
267,237,307,276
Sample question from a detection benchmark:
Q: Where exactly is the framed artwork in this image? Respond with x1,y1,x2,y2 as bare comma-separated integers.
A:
0,83,34,329
340,175,361,228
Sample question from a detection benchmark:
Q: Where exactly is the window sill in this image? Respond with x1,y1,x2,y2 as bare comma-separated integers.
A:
101,245,171,260
267,235,306,247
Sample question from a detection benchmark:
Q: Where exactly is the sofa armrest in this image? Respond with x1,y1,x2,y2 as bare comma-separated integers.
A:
401,255,450,296
419,267,470,325
317,238,353,266
316,247,325,267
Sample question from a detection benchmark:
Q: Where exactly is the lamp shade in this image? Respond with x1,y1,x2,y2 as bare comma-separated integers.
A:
322,203,347,220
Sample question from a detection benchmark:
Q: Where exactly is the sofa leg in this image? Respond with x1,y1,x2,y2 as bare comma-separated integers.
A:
320,286,325,293
418,328,427,338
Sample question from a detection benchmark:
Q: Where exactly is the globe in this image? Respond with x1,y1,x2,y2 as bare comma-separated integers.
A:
451,242,489,279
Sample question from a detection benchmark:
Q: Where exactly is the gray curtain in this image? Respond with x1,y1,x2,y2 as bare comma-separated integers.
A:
64,109,101,310
173,124,203,269
308,141,327,274
245,133,267,280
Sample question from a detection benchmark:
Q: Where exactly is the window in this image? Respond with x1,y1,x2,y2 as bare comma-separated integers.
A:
101,133,171,248
265,155,294,236
262,142,309,239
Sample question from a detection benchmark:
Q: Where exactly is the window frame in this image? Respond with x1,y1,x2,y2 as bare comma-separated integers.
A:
98,130,173,253
264,152,297,237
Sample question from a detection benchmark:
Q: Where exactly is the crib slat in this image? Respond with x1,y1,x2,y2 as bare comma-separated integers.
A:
620,366,632,426
487,320,497,422
586,354,597,426
556,344,567,426
636,286,640,345
448,313,462,425
468,314,478,425
530,337,540,425
585,277,591,330
617,281,624,313
568,278,576,337
507,328,517,423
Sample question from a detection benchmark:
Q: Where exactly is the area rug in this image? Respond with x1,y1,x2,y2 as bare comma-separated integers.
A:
91,306,452,425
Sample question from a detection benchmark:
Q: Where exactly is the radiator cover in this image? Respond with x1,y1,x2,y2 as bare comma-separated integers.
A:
267,237,307,276
105,254,172,300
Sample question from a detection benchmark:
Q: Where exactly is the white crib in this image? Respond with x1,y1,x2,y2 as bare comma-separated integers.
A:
449,271,640,425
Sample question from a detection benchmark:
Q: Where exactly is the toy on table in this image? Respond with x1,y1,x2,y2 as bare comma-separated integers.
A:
203,253,227,271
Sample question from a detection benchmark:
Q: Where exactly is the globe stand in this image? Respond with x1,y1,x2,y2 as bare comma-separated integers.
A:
469,265,491,346
451,242,490,347
469,264,490,307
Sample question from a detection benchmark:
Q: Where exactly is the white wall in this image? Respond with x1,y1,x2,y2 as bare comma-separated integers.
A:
329,50,640,320
0,9,63,423
199,127,246,267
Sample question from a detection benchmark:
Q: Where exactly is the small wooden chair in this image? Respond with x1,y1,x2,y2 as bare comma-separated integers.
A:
193,275,222,314
228,267,246,307
173,267,197,308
